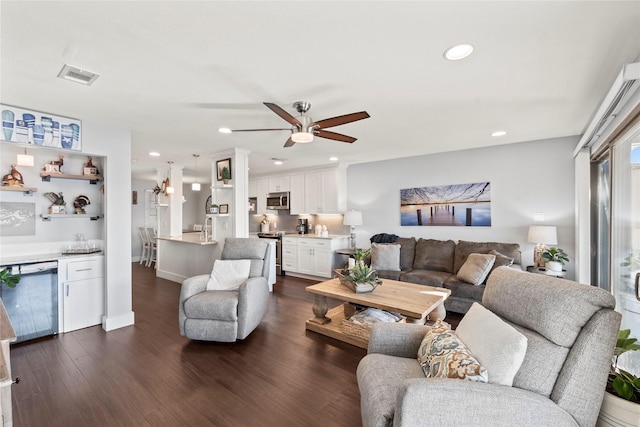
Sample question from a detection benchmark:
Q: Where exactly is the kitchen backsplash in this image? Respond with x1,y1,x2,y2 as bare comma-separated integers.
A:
249,212,350,235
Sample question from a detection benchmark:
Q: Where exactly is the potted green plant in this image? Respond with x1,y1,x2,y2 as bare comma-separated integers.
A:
209,204,219,214
0,268,20,288
598,329,640,425
353,248,371,265
542,247,569,273
221,166,231,184
336,262,382,294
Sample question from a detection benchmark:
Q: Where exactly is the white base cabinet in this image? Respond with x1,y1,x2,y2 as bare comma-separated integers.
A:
282,236,349,278
58,255,105,333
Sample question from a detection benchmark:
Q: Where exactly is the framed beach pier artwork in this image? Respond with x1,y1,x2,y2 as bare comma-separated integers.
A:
400,182,491,227
1,104,82,151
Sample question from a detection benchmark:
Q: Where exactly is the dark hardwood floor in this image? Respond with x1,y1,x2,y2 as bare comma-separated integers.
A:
10,264,368,426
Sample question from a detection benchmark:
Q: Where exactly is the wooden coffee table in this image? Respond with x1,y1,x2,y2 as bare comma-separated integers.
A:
305,278,451,348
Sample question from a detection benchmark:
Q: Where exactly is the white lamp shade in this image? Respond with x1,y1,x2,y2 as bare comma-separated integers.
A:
527,225,557,244
166,186,175,194
191,182,201,191
343,210,363,226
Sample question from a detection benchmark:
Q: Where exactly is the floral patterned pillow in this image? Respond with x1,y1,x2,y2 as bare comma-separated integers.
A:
417,321,488,382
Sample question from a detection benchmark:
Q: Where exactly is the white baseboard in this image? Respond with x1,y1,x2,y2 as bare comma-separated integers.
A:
102,311,135,331
156,269,186,284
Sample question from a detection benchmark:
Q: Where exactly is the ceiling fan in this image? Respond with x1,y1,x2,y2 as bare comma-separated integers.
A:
218,102,370,147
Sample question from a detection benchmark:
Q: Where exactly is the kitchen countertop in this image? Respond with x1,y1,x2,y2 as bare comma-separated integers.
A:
0,251,104,267
281,234,350,240
156,234,218,245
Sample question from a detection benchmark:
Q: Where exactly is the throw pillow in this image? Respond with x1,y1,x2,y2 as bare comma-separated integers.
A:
455,302,528,387
489,249,514,269
457,253,496,285
206,259,252,291
417,321,488,383
370,243,401,271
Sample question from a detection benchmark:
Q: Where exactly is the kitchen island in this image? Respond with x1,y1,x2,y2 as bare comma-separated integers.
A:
155,234,219,283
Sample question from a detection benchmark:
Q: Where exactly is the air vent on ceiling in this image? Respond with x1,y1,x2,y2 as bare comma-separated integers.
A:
57,64,99,86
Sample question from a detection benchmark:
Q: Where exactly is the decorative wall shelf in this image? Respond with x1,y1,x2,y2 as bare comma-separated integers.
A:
40,172,104,184
40,214,103,221
0,186,37,195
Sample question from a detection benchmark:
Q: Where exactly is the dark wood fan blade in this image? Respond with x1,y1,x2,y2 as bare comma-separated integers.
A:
264,102,302,126
314,129,357,143
284,137,296,148
311,111,370,129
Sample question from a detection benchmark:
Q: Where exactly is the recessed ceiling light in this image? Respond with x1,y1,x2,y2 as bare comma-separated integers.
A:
329,156,338,161
149,151,160,156
218,127,232,134
443,44,474,61
491,130,507,137
271,158,284,165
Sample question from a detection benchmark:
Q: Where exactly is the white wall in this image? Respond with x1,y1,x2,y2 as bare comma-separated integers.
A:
346,136,578,278
81,121,134,331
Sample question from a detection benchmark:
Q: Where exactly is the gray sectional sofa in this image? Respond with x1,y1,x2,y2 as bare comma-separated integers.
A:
371,237,522,314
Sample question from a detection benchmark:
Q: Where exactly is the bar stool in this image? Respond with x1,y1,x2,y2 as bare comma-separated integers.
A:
145,227,157,268
138,227,150,265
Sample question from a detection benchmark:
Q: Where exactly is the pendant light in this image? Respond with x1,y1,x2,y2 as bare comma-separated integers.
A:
191,154,201,191
16,148,34,167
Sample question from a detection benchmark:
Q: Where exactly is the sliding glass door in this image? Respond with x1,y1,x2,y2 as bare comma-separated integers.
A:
608,123,640,374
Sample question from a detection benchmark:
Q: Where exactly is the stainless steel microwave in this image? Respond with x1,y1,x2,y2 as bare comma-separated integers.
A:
266,192,289,210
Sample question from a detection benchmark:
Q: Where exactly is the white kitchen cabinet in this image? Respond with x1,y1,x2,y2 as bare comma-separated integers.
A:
302,168,346,214
249,178,273,215
288,173,305,215
282,236,349,278
282,237,298,272
268,176,290,193
58,255,104,333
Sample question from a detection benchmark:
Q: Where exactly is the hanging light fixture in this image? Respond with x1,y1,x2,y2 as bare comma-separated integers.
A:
191,154,201,191
16,148,34,167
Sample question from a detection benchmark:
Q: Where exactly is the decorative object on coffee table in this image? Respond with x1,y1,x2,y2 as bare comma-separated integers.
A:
334,262,382,294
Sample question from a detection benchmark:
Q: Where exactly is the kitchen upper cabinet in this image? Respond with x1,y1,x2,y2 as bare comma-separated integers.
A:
249,178,272,215
303,168,345,214
268,176,290,193
289,173,305,215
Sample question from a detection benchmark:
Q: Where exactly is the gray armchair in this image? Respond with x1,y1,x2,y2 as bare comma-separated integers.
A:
179,238,271,342
357,267,621,427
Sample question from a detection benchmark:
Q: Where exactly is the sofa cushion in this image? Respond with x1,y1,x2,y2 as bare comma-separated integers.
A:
371,243,401,271
413,238,456,273
356,353,425,427
417,325,488,382
443,278,486,300
396,237,417,271
456,303,528,386
400,269,452,287
489,249,514,269
453,240,521,274
456,253,496,286
377,270,402,281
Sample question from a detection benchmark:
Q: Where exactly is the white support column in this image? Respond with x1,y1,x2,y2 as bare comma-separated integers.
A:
156,164,184,237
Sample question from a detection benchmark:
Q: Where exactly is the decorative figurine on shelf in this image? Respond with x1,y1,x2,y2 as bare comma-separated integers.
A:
73,194,91,214
83,156,99,176
44,192,66,214
1,164,24,186
44,155,64,173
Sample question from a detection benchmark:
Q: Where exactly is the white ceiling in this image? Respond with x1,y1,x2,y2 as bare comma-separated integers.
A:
2,1,639,184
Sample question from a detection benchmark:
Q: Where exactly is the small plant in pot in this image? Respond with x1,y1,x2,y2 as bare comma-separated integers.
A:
608,329,640,403
542,247,569,273
221,166,231,184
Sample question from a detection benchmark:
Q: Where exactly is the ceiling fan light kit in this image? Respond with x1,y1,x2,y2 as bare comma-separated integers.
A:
220,101,370,148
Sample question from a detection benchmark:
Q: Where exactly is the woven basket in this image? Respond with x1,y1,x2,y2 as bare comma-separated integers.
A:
341,312,406,341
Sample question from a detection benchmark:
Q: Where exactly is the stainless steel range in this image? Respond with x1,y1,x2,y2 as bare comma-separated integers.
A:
257,232,284,275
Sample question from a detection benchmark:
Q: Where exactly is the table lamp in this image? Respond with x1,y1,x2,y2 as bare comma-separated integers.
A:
343,210,363,249
527,225,557,268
